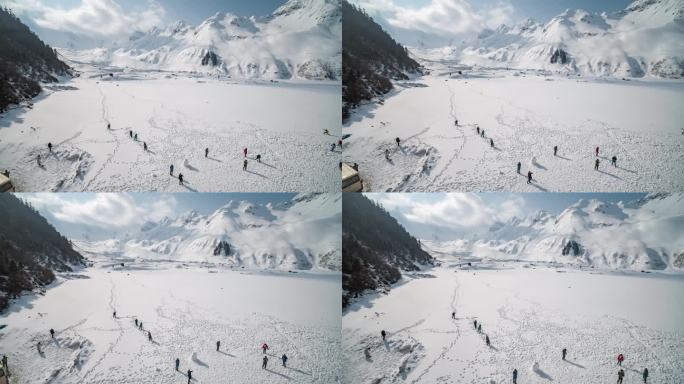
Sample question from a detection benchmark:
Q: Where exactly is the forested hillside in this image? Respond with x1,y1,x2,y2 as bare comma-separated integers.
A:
341,0,421,119
0,194,84,310
342,193,432,307
0,7,72,112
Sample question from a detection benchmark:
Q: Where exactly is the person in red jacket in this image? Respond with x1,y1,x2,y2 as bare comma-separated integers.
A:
617,353,625,366
243,147,248,157
262,343,269,354
595,146,600,157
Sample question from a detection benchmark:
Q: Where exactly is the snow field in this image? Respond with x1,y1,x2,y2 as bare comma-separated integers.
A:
0,262,342,383
343,262,684,383
343,69,684,192
0,68,341,192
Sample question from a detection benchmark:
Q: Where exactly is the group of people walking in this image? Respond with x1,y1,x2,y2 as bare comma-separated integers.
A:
385,122,625,188
368,312,652,383
15,308,293,384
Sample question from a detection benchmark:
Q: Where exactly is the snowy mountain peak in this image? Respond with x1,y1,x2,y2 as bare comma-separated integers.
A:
440,0,684,78
428,194,684,270
76,194,341,271
270,0,342,32
61,1,341,80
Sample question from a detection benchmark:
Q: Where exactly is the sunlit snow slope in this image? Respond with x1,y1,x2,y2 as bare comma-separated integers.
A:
61,0,341,80
424,193,684,270
419,0,684,78
76,193,341,271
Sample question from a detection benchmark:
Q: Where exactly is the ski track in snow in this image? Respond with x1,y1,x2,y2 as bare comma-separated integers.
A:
343,64,684,192
343,262,684,383
0,63,341,192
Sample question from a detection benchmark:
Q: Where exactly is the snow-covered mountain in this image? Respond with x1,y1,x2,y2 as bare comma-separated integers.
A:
424,193,684,270
61,0,341,80
418,0,684,78
75,193,341,271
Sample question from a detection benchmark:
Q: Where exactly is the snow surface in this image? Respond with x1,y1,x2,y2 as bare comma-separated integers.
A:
422,193,684,270
75,193,342,271
343,256,684,383
342,64,684,192
0,254,341,383
0,61,341,192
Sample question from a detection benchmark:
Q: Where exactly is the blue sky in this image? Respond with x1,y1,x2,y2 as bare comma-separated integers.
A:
368,192,647,240
19,192,295,240
4,0,290,48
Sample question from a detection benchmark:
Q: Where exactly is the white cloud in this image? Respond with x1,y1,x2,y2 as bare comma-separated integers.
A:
4,0,165,38
369,193,525,234
23,193,176,230
352,0,516,38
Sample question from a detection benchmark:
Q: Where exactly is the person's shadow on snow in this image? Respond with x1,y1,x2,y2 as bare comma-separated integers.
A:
181,183,198,192
217,350,235,357
192,355,209,367
258,161,276,169
616,165,637,174
564,360,585,369
528,180,548,192
265,368,292,380
205,156,222,162
598,169,622,180
555,155,571,161
533,364,554,381
287,367,312,376
532,161,547,170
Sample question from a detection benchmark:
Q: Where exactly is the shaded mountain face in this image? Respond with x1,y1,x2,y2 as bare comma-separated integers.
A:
425,193,684,271
60,0,341,81
76,193,341,271
420,0,683,78
0,194,84,311
342,193,433,307
0,7,72,112
341,0,421,119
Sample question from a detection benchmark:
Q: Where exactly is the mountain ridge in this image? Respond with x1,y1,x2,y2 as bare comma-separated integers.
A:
75,193,341,271
415,0,684,78
60,0,341,80
0,194,85,311
425,193,684,270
